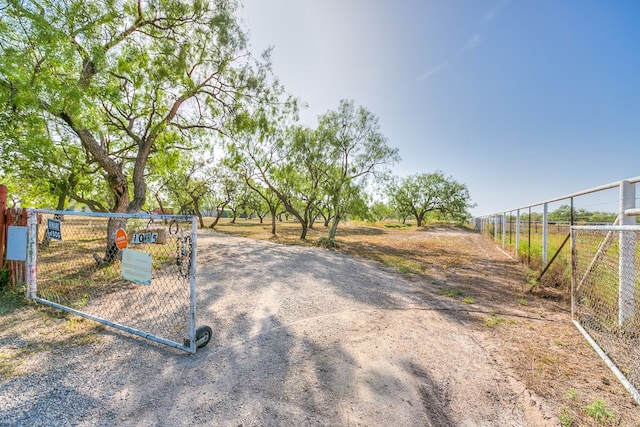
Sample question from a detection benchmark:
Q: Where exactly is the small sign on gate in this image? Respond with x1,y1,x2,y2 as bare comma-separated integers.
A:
115,228,128,250
47,218,62,241
6,226,27,261
121,248,152,285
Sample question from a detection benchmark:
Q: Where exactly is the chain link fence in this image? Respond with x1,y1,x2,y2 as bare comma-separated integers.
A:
25,209,210,353
571,225,640,402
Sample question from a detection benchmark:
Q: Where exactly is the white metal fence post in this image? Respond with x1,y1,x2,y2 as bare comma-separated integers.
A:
619,180,636,325
515,209,521,258
542,203,549,266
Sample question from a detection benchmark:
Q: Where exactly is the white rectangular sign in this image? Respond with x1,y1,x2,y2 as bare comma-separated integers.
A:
121,249,152,286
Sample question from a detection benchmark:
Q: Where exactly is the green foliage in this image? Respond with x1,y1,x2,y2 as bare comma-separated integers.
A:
0,268,8,288
548,205,617,223
0,285,25,316
369,201,395,222
564,388,578,400
316,100,400,240
315,237,340,249
582,400,616,424
388,171,475,227
226,99,398,241
559,407,573,426
0,0,269,214
485,313,506,327
437,288,464,297
519,205,617,224
383,222,412,229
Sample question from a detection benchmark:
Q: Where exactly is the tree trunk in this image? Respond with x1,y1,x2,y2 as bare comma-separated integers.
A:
194,201,204,229
328,214,341,241
55,192,66,211
270,207,277,235
208,203,228,229
299,222,309,240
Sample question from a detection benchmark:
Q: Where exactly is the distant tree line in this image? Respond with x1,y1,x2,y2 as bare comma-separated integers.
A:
512,205,618,223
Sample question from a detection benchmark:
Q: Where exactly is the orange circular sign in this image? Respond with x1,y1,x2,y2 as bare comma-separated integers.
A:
115,228,128,250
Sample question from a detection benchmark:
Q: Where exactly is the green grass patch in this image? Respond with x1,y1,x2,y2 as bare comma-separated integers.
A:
383,222,413,229
583,400,616,424
437,288,464,298
390,259,422,274
564,388,578,400
559,407,573,427
0,287,26,316
485,313,506,327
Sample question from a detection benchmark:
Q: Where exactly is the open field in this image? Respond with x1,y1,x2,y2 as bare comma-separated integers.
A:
1,218,639,425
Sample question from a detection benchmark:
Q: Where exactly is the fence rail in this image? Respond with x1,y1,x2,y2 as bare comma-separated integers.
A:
475,177,640,280
475,177,640,404
24,209,209,353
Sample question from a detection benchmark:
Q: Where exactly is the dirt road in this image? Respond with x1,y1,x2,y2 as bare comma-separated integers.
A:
1,229,563,426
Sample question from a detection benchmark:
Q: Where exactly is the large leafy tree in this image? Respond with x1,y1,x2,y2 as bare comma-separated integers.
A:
226,107,327,240
389,171,474,227
317,100,399,245
1,0,268,259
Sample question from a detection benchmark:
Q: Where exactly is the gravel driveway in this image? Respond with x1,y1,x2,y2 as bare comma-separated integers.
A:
0,231,556,426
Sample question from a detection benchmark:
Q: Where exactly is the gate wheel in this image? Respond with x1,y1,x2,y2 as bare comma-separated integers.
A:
195,326,213,349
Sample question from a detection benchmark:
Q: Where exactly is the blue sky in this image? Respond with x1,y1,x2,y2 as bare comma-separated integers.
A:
238,1,640,216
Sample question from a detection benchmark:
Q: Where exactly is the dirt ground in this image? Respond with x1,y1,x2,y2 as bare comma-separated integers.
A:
1,225,639,426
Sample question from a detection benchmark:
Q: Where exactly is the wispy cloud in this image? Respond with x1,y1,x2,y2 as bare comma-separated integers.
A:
484,0,509,23
417,34,480,81
417,59,451,81
464,33,481,51
417,1,507,81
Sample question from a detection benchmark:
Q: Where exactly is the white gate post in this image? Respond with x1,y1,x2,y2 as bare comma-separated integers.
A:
502,213,506,248
619,180,636,325
25,209,38,299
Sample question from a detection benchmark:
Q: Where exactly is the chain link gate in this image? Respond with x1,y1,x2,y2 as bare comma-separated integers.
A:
24,209,212,353
571,225,640,403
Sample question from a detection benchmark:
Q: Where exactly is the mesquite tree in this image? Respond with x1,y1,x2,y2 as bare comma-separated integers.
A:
317,100,400,245
388,172,474,226
1,0,270,261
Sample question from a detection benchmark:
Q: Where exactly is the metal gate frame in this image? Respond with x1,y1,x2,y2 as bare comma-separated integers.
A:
571,224,640,404
24,208,210,354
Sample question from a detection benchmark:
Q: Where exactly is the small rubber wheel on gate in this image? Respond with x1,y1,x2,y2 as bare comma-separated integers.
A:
195,326,213,349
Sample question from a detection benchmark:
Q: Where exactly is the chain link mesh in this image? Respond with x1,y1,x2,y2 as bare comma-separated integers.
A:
572,227,640,393
33,211,195,348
